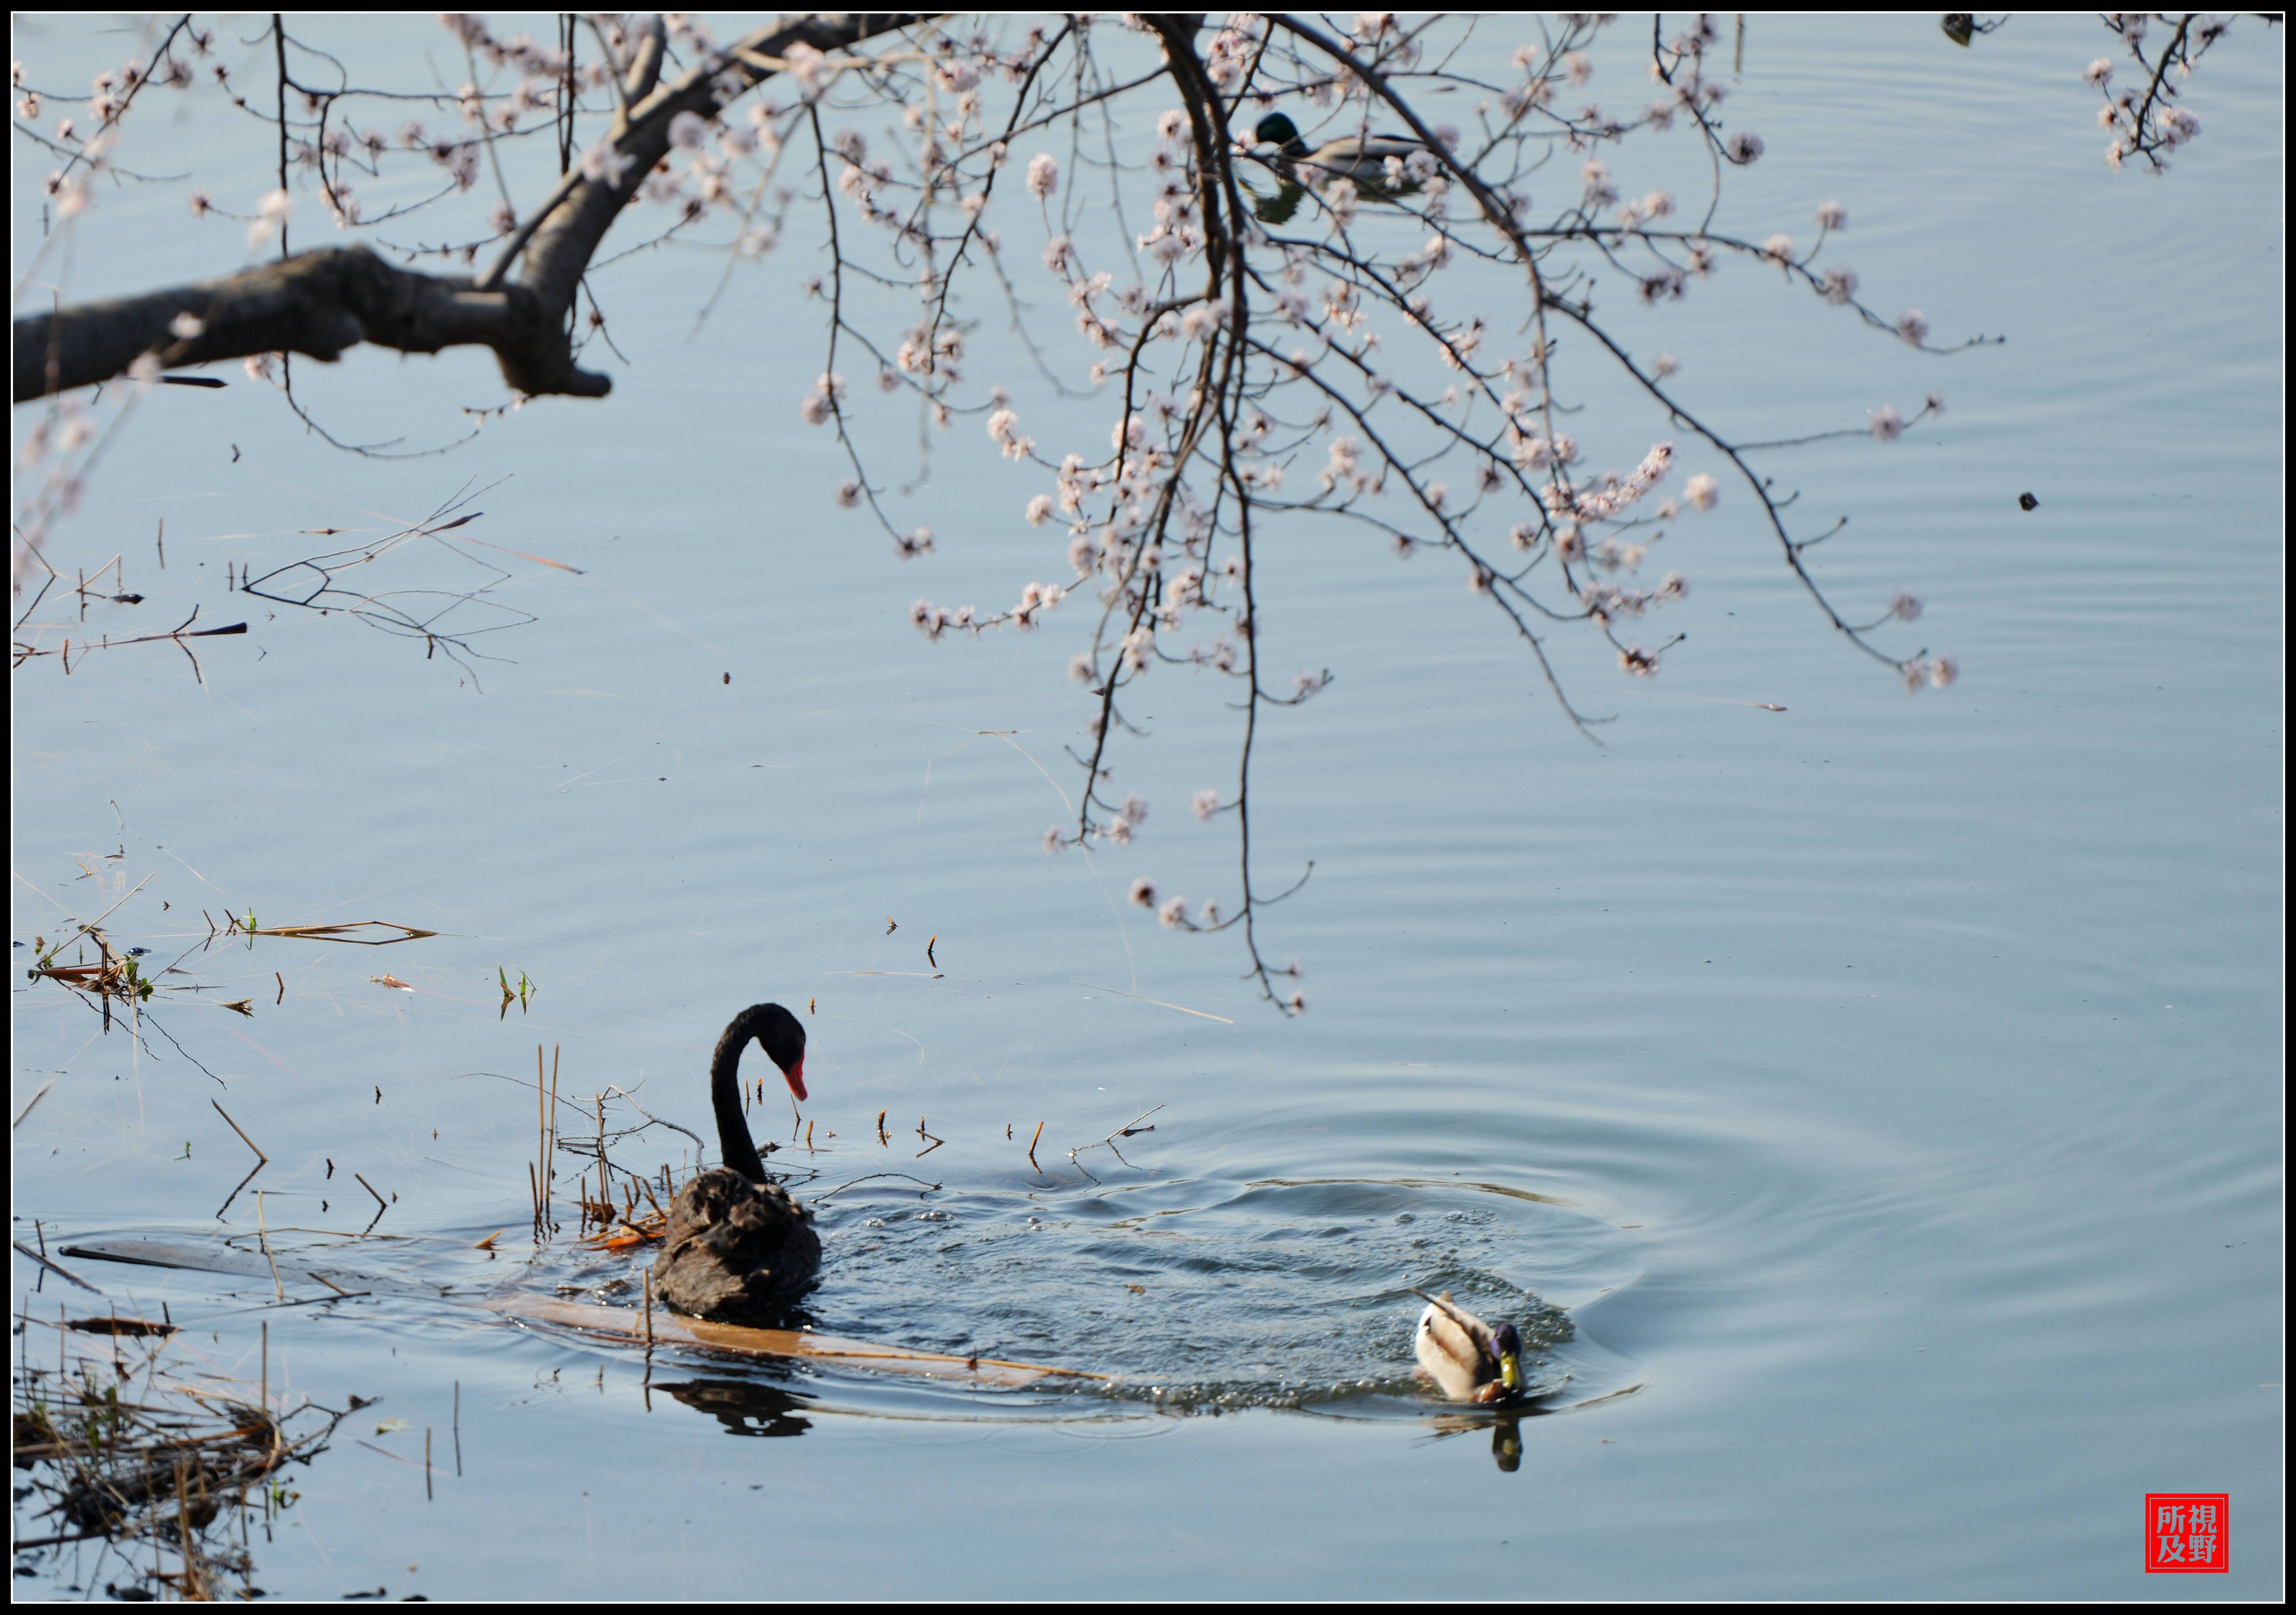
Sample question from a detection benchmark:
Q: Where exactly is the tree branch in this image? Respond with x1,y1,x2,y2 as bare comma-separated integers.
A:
14,12,931,404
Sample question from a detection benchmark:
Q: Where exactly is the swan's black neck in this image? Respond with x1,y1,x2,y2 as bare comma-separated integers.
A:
710,1009,780,1182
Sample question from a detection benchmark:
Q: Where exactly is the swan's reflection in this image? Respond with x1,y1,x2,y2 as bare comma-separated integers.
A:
656,1376,816,1438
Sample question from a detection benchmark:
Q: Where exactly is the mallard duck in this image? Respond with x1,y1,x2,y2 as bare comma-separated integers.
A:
1412,1288,1525,1404
652,1004,822,1323
1254,112,1435,190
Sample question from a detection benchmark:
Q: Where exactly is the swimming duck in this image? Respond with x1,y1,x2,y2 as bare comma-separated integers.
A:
1412,1288,1525,1404
1254,112,1435,190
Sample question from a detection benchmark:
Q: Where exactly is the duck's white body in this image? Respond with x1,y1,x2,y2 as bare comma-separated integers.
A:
1294,135,1430,188
1412,1289,1525,1404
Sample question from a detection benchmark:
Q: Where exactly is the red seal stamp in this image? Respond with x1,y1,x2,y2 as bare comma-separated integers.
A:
2144,1493,2229,1573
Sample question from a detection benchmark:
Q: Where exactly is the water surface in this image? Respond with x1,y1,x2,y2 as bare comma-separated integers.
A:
11,13,2282,1599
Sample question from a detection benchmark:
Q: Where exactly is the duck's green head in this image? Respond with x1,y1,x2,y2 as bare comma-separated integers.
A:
1491,1320,1524,1393
1254,112,1305,154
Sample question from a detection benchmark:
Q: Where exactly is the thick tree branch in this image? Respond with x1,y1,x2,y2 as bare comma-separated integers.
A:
13,248,550,402
13,13,929,405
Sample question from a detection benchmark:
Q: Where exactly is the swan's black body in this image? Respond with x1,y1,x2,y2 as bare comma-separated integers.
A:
652,1004,822,1323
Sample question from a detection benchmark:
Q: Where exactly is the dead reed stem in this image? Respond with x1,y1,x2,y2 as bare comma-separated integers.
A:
254,1191,282,1302
209,1101,266,1162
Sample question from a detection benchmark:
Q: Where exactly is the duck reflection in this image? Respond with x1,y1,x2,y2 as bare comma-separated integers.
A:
1430,1410,1528,1473
656,1376,816,1438
1249,180,1305,225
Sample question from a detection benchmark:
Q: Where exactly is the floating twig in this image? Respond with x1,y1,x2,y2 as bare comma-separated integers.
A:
65,1315,176,1338
809,1171,942,1203
12,1239,101,1294
353,1173,391,1233
13,1079,55,1128
255,1190,283,1301
226,919,439,945
211,1100,267,1162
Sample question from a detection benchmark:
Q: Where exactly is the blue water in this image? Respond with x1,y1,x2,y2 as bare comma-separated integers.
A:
12,13,2281,1599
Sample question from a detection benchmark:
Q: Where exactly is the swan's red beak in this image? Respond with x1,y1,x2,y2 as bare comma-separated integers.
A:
782,1058,807,1103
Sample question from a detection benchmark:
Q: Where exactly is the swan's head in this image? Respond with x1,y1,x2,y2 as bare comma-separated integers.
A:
738,1002,809,1102
1489,1320,1523,1393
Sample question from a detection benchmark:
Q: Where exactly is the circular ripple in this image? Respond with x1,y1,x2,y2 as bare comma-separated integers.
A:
786,1174,1638,1410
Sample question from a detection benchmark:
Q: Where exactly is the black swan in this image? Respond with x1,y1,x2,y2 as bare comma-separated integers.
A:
652,1003,822,1322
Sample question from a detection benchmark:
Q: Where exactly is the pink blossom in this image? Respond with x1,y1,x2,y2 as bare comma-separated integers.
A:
1191,789,1220,821
1042,826,1065,854
1725,131,1763,164
1889,590,1922,622
1869,405,1904,442
1685,472,1719,511
1157,896,1188,928
1128,876,1156,908
1618,645,1660,677
1026,494,1054,527
1814,199,1846,230
1896,309,1929,345
578,140,634,186
1026,153,1059,199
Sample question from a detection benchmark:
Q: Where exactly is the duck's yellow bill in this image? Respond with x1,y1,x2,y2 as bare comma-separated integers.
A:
1500,1352,1523,1392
